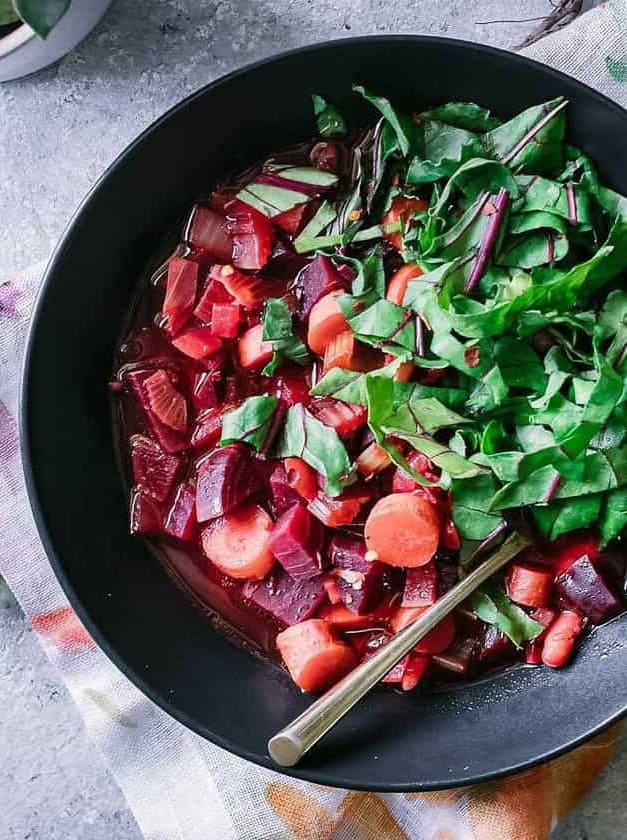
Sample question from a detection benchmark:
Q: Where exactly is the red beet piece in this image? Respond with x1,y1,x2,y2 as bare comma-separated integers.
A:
294,255,347,319
330,534,387,615
270,368,312,406
547,530,600,574
125,369,189,453
273,203,309,235
130,434,180,502
269,463,302,515
268,503,324,580
554,554,623,624
163,257,199,321
309,397,367,438
210,303,241,338
226,200,273,270
402,562,438,607
190,408,223,450
195,444,261,522
478,625,516,667
187,204,233,262
243,567,326,625
401,653,430,691
191,362,224,411
194,276,234,322
129,488,163,535
432,637,478,675
164,483,197,541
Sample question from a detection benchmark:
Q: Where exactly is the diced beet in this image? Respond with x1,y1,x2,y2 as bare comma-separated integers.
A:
323,576,342,605
194,276,234,322
191,362,224,411
129,488,163,535
294,255,347,319
310,141,341,172
441,520,461,551
432,637,478,675
309,397,367,438
554,554,623,624
195,444,261,522
130,434,181,502
226,200,273,270
243,567,326,625
595,549,626,596
478,625,517,667
210,303,241,338
269,463,302,515
382,656,410,684
187,204,233,262
268,503,324,580
125,369,189,453
270,368,312,406
163,257,199,320
403,562,438,607
172,327,223,361
164,483,197,541
525,638,544,665
190,408,223,450
436,557,459,596
330,534,387,615
546,530,600,574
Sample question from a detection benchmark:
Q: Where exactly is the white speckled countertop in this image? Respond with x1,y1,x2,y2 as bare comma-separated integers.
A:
0,1,623,837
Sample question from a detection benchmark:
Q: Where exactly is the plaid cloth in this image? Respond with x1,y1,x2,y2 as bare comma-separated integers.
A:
1,4,625,838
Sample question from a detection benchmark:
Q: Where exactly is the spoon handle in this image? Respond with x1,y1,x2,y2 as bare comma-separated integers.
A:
268,531,530,767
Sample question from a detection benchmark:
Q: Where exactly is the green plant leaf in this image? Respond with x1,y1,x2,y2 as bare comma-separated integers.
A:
452,475,505,540
220,395,279,451
14,0,70,38
0,0,19,25
353,84,413,157
261,298,309,375
276,405,352,497
532,495,603,541
348,298,416,356
311,94,347,136
420,102,501,132
470,581,544,648
599,488,627,546
485,97,566,175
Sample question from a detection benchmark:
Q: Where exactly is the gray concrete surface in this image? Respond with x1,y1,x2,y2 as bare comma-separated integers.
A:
0,0,623,838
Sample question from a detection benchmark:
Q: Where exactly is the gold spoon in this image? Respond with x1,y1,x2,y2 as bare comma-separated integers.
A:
268,531,530,767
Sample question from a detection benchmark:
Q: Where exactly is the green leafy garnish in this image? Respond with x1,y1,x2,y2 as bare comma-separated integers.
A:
312,94,347,137
261,298,309,376
470,581,544,648
220,396,279,451
276,405,352,497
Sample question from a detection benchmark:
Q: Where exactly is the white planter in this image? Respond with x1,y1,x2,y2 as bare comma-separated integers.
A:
0,0,113,82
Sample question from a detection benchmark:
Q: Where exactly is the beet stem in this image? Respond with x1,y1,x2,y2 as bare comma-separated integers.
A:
465,188,510,293
547,232,555,266
502,98,569,165
544,472,561,503
260,402,288,458
465,521,509,567
565,182,578,226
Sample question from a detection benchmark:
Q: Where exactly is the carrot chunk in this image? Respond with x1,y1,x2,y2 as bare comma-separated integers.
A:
284,457,318,501
506,562,553,608
307,291,348,356
386,263,423,306
201,504,275,580
323,330,381,373
541,610,583,668
364,493,440,567
318,603,379,631
383,197,429,251
276,619,356,692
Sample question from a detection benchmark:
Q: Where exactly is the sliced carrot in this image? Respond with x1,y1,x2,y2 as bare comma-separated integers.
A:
364,493,439,568
276,619,357,692
323,330,382,374
506,562,553,609
382,196,429,250
390,607,456,654
393,360,415,383
401,653,430,691
285,457,318,501
210,264,267,309
307,291,348,356
237,323,274,370
308,495,361,528
318,603,379,631
541,610,583,668
355,442,391,477
201,504,275,580
386,263,423,306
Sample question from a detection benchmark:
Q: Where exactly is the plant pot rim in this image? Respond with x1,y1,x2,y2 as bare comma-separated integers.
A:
0,21,37,59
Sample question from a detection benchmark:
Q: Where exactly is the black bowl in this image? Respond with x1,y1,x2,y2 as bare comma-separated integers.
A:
21,36,627,791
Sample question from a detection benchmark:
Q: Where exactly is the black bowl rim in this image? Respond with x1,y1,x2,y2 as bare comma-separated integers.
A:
20,34,627,792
